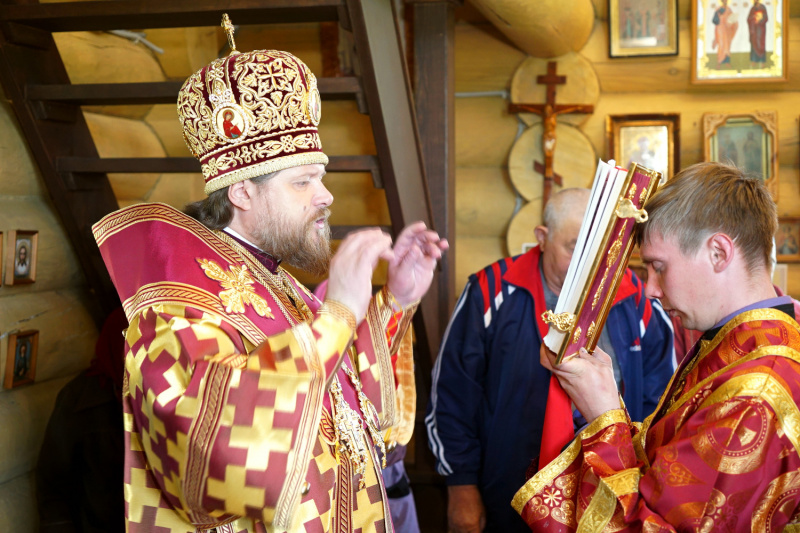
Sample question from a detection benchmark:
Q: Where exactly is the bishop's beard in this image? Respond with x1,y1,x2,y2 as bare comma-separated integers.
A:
252,206,332,277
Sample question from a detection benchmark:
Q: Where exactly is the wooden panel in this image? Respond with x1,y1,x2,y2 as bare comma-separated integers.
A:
0,1,343,31
143,26,220,80
0,96,40,197
53,31,165,84
454,22,525,93
346,0,441,358
84,111,166,201
234,23,323,74
0,289,98,383
326,172,391,226
454,236,505,297
455,167,516,237
0,22,121,318
455,96,518,167
469,0,594,58
145,104,191,157
145,172,206,208
0,471,38,532
0,376,70,484
414,1,457,326
583,19,800,94
28,77,363,106
0,197,86,291
317,100,376,155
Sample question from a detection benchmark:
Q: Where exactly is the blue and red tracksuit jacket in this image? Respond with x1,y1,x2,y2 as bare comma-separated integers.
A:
425,246,675,532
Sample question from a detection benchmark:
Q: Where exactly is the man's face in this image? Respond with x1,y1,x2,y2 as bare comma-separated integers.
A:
540,215,582,295
641,232,715,331
251,164,333,276
18,247,26,263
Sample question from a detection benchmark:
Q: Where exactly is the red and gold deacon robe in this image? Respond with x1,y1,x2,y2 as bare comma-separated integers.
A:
513,308,800,532
92,203,415,533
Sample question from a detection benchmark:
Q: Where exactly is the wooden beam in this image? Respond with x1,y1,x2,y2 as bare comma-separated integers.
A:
346,0,441,360
0,0,343,32
26,77,362,106
56,154,379,175
412,0,456,342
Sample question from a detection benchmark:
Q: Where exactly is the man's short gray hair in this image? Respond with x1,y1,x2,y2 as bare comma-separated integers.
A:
542,188,590,232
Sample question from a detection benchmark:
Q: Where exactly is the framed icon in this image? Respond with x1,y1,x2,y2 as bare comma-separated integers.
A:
691,0,788,84
4,330,38,389
703,111,777,199
609,0,678,58
776,217,800,263
607,113,680,180
5,230,38,285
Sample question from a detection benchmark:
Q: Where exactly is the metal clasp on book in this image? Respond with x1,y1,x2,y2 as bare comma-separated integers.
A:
615,197,648,223
542,310,576,333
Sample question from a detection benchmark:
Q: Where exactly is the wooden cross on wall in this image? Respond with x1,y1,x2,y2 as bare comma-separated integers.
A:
508,61,594,211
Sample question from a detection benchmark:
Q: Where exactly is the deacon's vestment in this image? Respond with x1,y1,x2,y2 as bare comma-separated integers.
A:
514,300,800,532
425,245,674,532
93,203,414,533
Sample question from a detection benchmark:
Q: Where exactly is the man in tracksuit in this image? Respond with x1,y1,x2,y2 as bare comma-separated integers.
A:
426,188,675,532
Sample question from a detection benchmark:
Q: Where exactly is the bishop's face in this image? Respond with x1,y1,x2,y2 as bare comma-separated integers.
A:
641,232,717,332
251,164,333,276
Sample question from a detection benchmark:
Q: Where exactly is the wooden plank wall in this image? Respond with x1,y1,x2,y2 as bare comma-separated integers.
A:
453,2,800,298
0,21,389,531
0,85,99,528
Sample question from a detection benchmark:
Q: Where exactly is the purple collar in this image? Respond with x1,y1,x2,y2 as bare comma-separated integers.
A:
223,229,281,274
711,295,792,331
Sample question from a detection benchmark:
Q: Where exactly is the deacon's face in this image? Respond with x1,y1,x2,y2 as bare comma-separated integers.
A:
540,215,582,294
251,164,333,276
641,232,714,331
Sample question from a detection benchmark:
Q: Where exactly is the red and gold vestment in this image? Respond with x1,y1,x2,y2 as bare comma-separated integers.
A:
513,307,800,532
93,203,414,533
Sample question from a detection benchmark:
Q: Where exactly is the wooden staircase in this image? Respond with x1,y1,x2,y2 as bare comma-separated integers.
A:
0,1,456,529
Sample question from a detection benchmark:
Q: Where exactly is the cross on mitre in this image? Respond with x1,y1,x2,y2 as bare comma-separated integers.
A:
221,13,238,53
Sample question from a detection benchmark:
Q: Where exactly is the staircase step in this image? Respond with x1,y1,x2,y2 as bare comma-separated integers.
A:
26,77,361,106
56,155,381,184
0,0,343,32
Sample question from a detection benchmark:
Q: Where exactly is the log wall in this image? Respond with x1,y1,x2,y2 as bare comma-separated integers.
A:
453,3,800,298
0,89,99,531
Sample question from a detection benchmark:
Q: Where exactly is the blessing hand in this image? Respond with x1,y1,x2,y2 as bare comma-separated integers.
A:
386,222,448,308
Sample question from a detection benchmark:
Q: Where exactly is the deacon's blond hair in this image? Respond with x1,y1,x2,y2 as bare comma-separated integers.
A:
635,162,776,273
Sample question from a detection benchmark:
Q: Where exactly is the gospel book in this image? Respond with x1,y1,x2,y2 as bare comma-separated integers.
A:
542,160,662,364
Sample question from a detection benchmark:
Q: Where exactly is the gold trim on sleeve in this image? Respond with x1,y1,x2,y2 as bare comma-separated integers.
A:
512,409,630,513
318,299,357,331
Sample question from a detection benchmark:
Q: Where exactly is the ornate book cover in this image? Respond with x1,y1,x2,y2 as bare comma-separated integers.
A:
543,160,662,363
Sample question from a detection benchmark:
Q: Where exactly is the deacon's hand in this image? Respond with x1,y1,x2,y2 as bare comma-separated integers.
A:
447,485,486,533
326,228,393,323
540,344,621,422
386,222,449,307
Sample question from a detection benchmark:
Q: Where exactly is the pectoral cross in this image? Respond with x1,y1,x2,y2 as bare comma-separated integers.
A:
508,62,594,211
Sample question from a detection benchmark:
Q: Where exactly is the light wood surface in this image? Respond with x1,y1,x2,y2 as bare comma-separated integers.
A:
0,377,71,484
506,199,543,257
510,52,600,127
508,122,598,201
456,167,517,237
469,0,594,58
